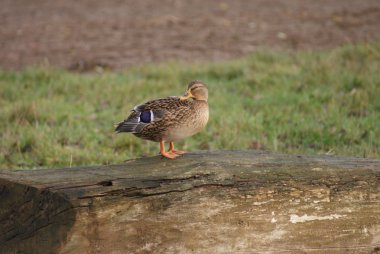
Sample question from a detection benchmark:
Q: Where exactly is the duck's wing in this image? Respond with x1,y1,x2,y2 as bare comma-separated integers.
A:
115,96,191,134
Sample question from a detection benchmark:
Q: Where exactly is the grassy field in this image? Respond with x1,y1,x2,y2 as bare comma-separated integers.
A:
1,42,379,169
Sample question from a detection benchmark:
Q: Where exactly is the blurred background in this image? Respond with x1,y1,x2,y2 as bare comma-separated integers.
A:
1,0,380,70
1,0,379,169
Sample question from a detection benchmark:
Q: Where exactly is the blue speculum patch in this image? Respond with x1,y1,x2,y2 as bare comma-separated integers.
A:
140,111,151,123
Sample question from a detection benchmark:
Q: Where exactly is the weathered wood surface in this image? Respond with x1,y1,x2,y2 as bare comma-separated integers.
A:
1,150,380,254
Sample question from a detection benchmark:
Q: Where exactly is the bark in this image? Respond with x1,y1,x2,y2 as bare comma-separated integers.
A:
0,150,380,254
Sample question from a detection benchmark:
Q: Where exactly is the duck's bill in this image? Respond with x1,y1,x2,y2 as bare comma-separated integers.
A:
180,91,193,101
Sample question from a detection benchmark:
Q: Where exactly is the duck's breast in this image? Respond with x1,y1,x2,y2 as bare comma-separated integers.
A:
163,102,209,141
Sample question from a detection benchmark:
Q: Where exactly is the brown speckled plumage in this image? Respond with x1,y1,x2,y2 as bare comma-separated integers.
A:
115,81,209,158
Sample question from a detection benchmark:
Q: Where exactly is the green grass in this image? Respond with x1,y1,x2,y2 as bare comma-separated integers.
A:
1,42,380,169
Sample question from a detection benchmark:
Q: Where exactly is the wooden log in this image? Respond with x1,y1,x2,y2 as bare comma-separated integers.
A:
1,150,380,254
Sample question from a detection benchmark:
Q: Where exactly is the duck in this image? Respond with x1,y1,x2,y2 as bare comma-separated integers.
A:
115,80,209,159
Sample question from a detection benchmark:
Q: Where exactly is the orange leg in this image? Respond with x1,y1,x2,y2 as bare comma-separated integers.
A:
160,140,178,159
168,142,186,155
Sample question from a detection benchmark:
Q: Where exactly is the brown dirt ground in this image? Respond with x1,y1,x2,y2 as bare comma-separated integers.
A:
1,0,380,71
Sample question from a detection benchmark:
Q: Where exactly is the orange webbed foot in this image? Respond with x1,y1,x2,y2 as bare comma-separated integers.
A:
160,151,179,159
170,149,186,155
168,142,186,156
160,140,180,159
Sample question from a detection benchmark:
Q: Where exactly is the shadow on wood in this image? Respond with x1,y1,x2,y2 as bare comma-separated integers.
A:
1,150,380,253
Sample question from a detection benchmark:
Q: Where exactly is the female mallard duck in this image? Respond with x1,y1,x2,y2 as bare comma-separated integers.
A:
115,80,209,159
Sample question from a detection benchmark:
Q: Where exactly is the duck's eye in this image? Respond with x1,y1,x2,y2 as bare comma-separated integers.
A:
190,87,199,92
140,111,151,123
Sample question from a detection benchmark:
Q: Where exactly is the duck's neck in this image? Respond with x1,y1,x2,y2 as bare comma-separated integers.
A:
192,99,208,111
193,99,208,103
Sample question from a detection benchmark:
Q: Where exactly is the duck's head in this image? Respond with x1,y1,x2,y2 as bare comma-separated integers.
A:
180,80,208,101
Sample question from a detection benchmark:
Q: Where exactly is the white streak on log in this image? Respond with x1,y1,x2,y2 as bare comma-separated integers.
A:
290,214,346,224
